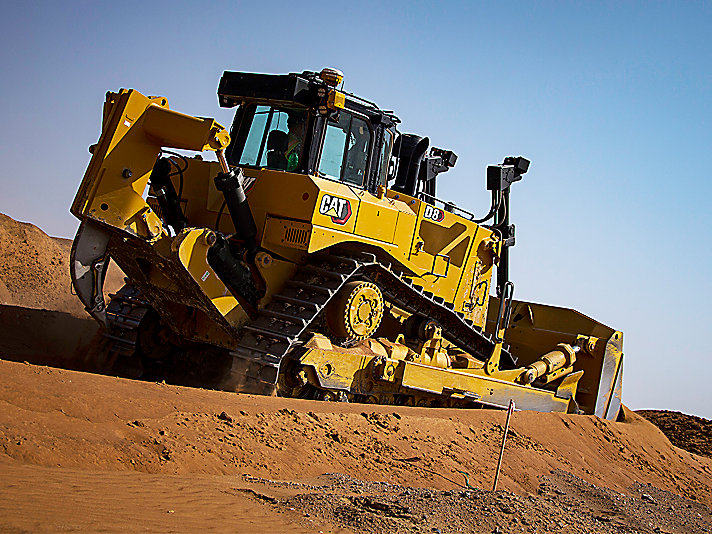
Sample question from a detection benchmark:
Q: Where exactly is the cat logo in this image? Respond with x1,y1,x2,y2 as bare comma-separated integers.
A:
423,204,445,222
319,194,352,225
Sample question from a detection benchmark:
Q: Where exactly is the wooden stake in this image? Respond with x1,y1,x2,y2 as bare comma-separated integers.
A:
492,399,515,491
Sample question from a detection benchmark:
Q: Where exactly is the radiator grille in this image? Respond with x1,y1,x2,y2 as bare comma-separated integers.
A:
284,226,309,247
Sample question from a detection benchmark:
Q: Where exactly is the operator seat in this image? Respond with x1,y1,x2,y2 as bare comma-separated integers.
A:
266,130,288,170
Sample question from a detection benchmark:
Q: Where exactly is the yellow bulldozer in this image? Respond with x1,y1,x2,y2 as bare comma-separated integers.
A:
70,68,623,419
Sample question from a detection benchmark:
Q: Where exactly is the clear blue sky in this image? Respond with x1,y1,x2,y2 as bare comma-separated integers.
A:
1,1,710,417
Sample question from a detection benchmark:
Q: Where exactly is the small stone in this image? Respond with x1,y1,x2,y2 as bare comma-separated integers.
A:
642,493,657,504
218,411,233,423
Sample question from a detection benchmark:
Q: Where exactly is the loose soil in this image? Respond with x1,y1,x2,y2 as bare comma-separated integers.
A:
637,410,712,459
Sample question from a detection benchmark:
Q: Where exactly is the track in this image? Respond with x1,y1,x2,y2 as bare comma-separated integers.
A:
103,285,150,374
102,251,514,398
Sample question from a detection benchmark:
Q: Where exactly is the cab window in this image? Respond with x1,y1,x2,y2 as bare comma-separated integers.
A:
318,112,371,186
238,105,307,171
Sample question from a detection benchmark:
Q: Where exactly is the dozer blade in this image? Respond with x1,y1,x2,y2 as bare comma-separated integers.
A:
487,299,623,420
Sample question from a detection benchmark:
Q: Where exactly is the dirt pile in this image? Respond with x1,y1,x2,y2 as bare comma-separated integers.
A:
637,410,712,459
0,213,125,370
0,359,710,532
0,213,86,316
0,212,124,315
3,357,711,504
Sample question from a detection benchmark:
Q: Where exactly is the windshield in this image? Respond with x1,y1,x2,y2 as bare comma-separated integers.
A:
238,104,308,171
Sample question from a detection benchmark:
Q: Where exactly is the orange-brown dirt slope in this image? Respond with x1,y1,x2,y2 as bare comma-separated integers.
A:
637,410,712,458
0,212,125,314
0,211,711,533
0,213,123,370
0,212,86,315
0,360,711,533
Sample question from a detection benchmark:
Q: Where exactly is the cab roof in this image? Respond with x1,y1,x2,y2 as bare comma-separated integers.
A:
218,70,399,127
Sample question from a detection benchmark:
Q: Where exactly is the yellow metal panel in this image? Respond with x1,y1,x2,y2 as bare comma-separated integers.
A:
486,299,622,418
235,168,319,238
72,90,154,218
253,252,299,309
71,88,230,239
353,189,399,243
142,104,229,152
309,225,391,253
401,203,483,304
453,228,496,327
299,344,573,413
400,361,571,412
327,90,346,109
174,228,248,327
386,189,420,215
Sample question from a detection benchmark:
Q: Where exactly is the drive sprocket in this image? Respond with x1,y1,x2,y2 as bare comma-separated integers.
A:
326,280,384,340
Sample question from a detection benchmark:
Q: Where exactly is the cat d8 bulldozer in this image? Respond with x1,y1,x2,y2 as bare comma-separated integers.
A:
70,68,623,419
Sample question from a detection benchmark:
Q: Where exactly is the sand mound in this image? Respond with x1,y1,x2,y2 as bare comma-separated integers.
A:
0,213,124,317
638,410,712,459
0,213,126,372
0,213,85,315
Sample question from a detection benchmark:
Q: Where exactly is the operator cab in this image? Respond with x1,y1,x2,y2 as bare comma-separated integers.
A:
219,68,450,202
